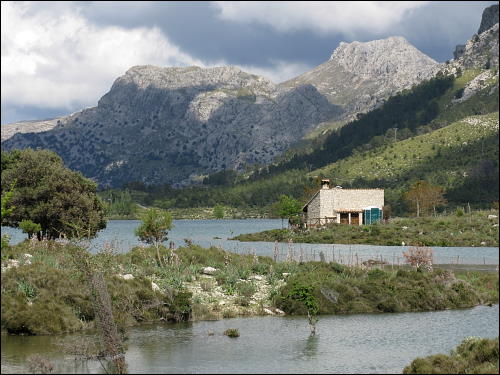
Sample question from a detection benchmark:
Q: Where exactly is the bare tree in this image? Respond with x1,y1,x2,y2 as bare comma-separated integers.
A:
68,242,128,374
404,181,447,217
403,245,434,271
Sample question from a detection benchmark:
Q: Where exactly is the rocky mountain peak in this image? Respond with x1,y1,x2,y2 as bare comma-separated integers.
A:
3,64,337,187
449,22,499,71
282,36,439,124
117,64,276,93
478,4,499,35
329,36,437,76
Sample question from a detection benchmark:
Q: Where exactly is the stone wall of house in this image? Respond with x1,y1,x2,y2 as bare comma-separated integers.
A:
306,188,384,226
306,192,321,226
332,189,384,211
319,190,335,219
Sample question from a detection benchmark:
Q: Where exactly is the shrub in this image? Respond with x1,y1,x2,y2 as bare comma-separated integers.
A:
236,281,257,298
222,309,237,319
235,296,251,307
223,328,240,337
403,337,499,374
200,279,215,292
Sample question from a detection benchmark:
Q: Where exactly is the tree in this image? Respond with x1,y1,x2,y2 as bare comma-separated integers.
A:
135,207,173,267
1,149,107,239
213,204,224,219
287,284,319,335
1,183,15,249
105,190,137,217
19,220,42,239
276,195,302,227
404,180,447,217
403,245,434,271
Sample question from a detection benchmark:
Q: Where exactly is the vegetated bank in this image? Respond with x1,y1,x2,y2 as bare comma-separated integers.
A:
232,210,500,247
403,336,499,374
105,205,271,220
1,239,498,336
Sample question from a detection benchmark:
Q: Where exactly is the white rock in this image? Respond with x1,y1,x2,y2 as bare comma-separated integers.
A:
203,267,217,275
151,282,160,292
119,274,134,280
480,242,487,246
219,300,226,306
282,273,290,278
401,242,406,246
275,308,285,315
263,308,275,315
488,215,498,219
23,254,33,258
249,275,263,281
8,259,20,268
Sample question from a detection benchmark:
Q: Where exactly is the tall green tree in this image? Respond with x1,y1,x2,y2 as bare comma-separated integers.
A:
1,149,107,239
135,208,173,267
276,194,302,227
1,183,16,249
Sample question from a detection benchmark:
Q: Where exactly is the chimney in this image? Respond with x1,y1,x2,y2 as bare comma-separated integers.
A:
321,179,330,189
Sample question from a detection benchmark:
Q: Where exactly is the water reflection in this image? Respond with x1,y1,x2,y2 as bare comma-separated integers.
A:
2,305,498,374
298,335,319,359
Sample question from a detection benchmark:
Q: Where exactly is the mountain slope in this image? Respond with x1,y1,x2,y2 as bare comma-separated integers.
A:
2,38,440,188
2,66,338,187
281,36,439,124
312,112,499,209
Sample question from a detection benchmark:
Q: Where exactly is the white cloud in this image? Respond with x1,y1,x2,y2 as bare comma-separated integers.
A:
236,60,312,83
212,1,429,36
1,2,204,111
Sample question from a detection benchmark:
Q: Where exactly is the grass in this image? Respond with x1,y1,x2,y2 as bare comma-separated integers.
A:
1,238,498,336
272,262,499,315
312,112,499,189
232,210,499,247
403,336,499,374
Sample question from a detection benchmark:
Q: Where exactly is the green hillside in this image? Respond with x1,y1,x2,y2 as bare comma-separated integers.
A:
102,67,499,216
313,112,499,212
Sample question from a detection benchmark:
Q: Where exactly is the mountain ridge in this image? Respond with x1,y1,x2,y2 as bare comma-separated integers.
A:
2,7,498,189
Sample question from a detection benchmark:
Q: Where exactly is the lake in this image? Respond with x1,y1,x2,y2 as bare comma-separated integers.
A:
2,219,498,265
1,304,498,374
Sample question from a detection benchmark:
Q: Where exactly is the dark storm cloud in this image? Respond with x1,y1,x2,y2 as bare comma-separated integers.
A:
78,1,497,68
391,1,498,62
78,1,338,67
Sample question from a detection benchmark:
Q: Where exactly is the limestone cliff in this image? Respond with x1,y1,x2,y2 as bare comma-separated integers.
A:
281,36,439,123
2,66,338,187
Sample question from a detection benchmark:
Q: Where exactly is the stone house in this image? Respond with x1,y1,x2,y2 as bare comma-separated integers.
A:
302,179,384,227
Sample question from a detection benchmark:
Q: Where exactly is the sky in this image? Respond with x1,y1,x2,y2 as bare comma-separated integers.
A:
1,1,497,125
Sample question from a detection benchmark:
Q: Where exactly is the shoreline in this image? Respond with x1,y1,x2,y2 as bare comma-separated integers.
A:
232,211,500,247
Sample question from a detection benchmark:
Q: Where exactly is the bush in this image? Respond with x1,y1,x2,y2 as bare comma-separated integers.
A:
223,328,240,338
236,281,257,298
403,337,499,374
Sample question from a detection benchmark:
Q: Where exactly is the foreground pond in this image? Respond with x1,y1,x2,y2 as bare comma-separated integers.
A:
1,304,498,374
2,219,498,265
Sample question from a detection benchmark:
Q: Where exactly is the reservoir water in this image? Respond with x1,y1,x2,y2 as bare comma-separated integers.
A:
1,304,498,374
2,219,498,265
